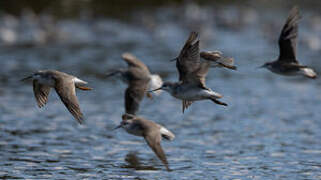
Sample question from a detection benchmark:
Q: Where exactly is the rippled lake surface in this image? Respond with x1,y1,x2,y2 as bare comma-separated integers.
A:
1,1,321,179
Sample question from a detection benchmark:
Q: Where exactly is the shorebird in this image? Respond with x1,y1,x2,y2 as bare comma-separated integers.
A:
106,53,163,115
114,114,175,171
260,6,317,79
21,70,92,124
152,32,228,113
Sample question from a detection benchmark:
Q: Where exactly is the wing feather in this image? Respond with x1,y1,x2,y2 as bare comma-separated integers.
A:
55,78,83,124
122,53,149,72
278,6,300,62
33,80,51,108
144,130,169,171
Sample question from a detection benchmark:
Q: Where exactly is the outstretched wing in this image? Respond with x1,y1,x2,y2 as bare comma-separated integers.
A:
176,32,201,82
124,66,150,115
278,6,300,62
33,80,51,108
125,83,147,115
122,53,149,72
54,77,83,124
176,32,211,88
200,51,237,70
144,129,170,171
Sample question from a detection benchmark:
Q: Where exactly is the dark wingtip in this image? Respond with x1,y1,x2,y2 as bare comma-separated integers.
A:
75,116,84,124
165,165,172,172
20,76,32,82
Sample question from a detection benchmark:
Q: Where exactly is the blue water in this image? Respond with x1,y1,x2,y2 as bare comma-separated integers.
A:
1,2,321,179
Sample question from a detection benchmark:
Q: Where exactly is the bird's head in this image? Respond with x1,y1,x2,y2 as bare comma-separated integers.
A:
20,70,44,81
114,114,135,130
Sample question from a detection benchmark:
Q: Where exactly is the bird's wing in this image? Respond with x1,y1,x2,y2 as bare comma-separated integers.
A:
200,51,237,70
54,77,83,124
144,129,169,170
33,80,51,108
125,81,147,115
182,100,193,113
176,32,202,83
122,53,149,72
278,6,300,62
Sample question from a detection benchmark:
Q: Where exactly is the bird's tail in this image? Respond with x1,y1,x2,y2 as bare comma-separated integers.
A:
301,67,317,79
160,127,175,141
149,74,163,95
74,78,93,90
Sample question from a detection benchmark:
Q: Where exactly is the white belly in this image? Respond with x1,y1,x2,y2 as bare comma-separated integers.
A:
174,88,221,101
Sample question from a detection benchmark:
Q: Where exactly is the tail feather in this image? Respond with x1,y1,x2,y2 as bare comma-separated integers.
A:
74,77,88,85
160,127,175,141
301,68,317,79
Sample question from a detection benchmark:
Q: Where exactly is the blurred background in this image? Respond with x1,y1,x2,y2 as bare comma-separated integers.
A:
1,0,321,179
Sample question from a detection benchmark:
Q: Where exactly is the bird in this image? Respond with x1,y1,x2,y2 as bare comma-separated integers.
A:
21,70,92,124
260,6,317,79
151,31,228,113
106,53,163,115
114,113,175,171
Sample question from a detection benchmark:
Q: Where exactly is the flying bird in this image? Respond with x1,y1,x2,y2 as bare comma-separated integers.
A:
151,32,228,113
114,114,175,171
106,53,163,115
260,6,317,79
21,70,92,124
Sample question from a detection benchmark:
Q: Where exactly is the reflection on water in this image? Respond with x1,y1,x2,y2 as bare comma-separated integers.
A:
1,1,321,179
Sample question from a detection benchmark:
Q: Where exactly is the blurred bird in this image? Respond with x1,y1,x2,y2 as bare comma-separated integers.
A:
114,114,175,171
260,6,317,79
152,32,228,113
106,53,163,115
21,70,92,124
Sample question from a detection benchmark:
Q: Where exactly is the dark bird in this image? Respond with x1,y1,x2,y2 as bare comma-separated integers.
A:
106,53,162,115
260,6,317,79
114,114,175,171
151,32,228,113
21,70,92,124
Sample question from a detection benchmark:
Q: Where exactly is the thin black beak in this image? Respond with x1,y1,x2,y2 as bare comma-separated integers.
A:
148,87,162,92
20,76,32,81
106,70,121,78
257,65,265,69
169,57,178,62
113,124,122,130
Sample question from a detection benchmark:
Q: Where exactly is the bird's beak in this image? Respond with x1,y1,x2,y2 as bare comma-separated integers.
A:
169,57,178,62
106,71,119,78
257,65,265,69
113,124,122,130
20,76,32,81
149,87,162,92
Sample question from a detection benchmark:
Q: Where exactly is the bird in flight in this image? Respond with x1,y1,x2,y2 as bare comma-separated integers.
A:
151,32,229,113
21,70,92,124
260,6,317,79
106,53,163,115
114,114,175,171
